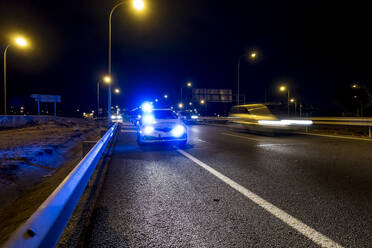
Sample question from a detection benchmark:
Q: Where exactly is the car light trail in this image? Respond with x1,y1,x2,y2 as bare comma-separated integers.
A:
258,120,313,126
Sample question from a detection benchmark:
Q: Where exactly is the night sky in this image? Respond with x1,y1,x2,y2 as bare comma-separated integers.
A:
1,1,371,115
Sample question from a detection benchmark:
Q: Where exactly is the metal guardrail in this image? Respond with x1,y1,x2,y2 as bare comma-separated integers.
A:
3,123,118,248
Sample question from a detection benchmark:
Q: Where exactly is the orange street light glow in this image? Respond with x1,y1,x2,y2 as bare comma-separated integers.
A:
133,0,145,11
15,37,28,47
103,76,112,84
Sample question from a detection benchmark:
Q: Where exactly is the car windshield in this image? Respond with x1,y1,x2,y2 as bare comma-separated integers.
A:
179,112,191,117
153,110,178,119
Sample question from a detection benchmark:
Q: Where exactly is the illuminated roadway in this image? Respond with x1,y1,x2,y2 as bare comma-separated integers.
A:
85,124,372,247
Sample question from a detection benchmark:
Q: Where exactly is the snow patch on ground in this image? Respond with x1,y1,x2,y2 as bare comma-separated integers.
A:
0,118,104,212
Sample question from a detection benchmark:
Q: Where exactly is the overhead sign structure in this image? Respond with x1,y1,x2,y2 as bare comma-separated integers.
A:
31,94,61,120
192,89,232,103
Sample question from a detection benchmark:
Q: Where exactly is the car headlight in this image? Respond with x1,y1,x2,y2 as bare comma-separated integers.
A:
171,125,185,137
143,126,154,135
143,115,155,125
191,115,198,119
111,115,117,120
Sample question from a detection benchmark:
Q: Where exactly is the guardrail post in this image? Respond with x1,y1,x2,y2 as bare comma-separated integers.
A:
369,126,371,138
306,126,309,133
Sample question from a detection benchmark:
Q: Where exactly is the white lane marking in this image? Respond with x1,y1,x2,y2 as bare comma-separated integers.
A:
177,149,344,248
300,132,372,142
257,143,307,147
221,132,262,141
120,130,137,133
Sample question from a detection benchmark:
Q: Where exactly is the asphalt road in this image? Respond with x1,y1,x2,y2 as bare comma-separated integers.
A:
85,124,372,248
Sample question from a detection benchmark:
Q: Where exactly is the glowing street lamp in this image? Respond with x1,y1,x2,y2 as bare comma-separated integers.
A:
107,0,146,122
15,37,28,47
237,50,258,105
164,94,168,99
133,0,145,10
103,76,112,84
279,85,290,116
3,35,29,115
200,99,205,104
114,88,120,94
178,103,184,109
181,81,193,103
290,98,297,116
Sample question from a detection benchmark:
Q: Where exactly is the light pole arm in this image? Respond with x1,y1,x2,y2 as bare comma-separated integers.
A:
3,44,11,115
108,1,126,75
108,1,126,123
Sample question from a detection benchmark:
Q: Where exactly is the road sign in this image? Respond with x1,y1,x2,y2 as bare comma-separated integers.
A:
192,89,232,103
31,94,61,103
30,94,61,120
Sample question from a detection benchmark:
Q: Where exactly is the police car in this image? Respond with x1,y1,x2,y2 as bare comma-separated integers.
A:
137,103,187,146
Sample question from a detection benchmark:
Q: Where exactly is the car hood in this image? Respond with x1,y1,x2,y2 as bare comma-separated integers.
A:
153,119,183,127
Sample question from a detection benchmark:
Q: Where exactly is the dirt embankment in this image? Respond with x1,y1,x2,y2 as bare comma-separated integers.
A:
0,118,106,245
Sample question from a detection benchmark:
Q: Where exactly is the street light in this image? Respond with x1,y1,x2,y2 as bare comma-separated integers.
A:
181,81,193,104
103,75,112,84
237,50,257,105
200,99,205,104
290,98,297,116
164,94,168,99
279,85,290,116
97,75,113,118
133,0,145,10
107,0,145,122
178,103,184,109
3,36,29,115
114,88,120,94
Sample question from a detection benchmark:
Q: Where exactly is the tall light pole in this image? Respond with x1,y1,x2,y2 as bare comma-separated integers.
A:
279,85,290,116
3,37,28,115
237,51,257,105
97,81,100,118
290,98,297,116
107,0,145,121
180,81,192,103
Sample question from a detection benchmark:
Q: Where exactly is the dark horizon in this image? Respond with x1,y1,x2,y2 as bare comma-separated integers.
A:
1,1,371,115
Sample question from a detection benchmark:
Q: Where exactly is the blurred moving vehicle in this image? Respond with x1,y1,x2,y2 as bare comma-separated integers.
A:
111,114,123,123
228,103,312,134
178,111,200,125
137,105,187,146
129,108,141,125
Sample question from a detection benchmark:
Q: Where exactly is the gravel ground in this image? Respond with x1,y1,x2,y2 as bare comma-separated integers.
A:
0,118,105,245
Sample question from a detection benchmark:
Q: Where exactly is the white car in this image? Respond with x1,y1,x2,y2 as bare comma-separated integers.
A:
137,108,187,146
